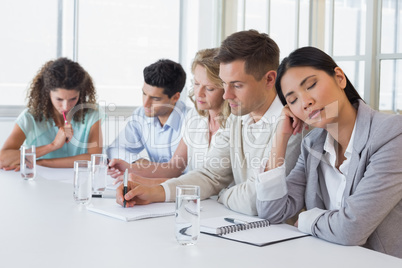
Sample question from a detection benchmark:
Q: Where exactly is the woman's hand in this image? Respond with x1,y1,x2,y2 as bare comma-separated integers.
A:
2,159,20,171
52,124,74,149
264,105,307,172
277,105,306,137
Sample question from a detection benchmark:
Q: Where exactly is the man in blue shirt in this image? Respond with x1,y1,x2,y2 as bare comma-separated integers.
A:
107,59,188,166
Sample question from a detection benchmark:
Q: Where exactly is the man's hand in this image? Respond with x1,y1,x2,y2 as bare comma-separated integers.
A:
108,158,130,178
115,174,166,207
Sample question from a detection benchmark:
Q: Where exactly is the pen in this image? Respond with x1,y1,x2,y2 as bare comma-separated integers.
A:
63,111,69,142
224,217,249,225
92,193,115,199
62,111,68,125
123,169,128,208
107,158,111,169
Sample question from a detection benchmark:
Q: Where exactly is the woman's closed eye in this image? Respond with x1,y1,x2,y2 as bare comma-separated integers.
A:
307,81,317,90
288,98,297,105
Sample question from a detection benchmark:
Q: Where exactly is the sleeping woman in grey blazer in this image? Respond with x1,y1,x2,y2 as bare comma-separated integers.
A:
256,46,402,258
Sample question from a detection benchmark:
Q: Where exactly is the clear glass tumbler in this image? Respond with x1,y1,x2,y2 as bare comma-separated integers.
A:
91,154,108,195
73,160,92,205
20,145,36,180
175,185,200,245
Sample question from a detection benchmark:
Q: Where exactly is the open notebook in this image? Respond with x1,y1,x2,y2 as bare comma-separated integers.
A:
87,200,175,221
201,214,309,246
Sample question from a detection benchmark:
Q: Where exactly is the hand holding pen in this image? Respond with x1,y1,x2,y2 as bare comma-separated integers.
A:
62,111,73,143
52,124,73,149
116,173,166,207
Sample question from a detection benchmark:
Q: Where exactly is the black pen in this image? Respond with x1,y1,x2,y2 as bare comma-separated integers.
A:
92,192,115,199
123,169,128,208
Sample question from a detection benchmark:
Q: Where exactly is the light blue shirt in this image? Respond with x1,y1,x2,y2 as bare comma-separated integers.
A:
16,106,105,159
107,100,188,163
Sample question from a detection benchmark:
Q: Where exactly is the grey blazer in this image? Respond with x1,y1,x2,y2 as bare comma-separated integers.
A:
257,100,402,258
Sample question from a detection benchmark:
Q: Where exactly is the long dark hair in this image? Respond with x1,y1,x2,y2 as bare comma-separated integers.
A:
275,46,362,106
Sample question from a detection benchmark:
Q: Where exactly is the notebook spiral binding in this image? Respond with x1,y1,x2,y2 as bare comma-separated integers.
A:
218,219,270,235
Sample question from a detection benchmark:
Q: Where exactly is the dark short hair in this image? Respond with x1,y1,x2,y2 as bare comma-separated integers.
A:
143,59,186,98
276,46,363,106
215,29,280,81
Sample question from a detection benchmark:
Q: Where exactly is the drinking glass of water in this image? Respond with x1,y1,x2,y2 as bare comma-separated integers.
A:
175,185,200,245
73,160,92,205
20,145,36,180
91,154,108,195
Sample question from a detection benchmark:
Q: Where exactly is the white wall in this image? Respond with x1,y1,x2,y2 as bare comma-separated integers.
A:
0,119,16,148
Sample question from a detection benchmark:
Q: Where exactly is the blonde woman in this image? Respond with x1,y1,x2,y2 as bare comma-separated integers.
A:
109,48,230,184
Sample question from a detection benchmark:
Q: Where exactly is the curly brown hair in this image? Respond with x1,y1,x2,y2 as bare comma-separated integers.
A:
27,57,97,123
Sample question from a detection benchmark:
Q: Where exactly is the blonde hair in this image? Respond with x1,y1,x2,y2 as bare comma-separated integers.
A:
189,48,230,128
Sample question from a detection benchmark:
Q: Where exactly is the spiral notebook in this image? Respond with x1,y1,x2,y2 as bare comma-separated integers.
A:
200,214,309,246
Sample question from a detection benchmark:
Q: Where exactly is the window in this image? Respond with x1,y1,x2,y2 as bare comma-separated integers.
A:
237,0,310,58
78,0,181,107
0,0,182,114
235,0,402,113
326,0,367,99
0,0,59,107
379,0,402,112
2,0,400,116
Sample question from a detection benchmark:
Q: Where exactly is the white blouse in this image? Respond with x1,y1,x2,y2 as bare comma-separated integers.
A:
182,108,219,171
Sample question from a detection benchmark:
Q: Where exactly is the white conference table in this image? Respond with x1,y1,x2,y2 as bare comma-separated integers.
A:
0,168,401,268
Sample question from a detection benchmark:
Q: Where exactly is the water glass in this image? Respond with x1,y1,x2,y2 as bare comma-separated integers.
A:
20,145,36,180
175,185,200,245
73,160,92,205
91,154,108,195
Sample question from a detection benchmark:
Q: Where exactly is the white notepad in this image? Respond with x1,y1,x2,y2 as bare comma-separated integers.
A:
87,200,175,222
201,214,309,246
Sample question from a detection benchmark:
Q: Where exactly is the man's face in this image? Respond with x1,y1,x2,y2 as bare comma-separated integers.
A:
142,83,178,118
219,60,268,116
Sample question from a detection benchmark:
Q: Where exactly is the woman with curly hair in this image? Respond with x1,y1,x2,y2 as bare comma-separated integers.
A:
0,57,104,169
108,48,230,184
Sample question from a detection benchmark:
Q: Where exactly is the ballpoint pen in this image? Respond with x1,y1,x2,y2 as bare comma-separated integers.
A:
62,111,68,125
224,217,249,225
63,111,69,142
123,169,128,208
